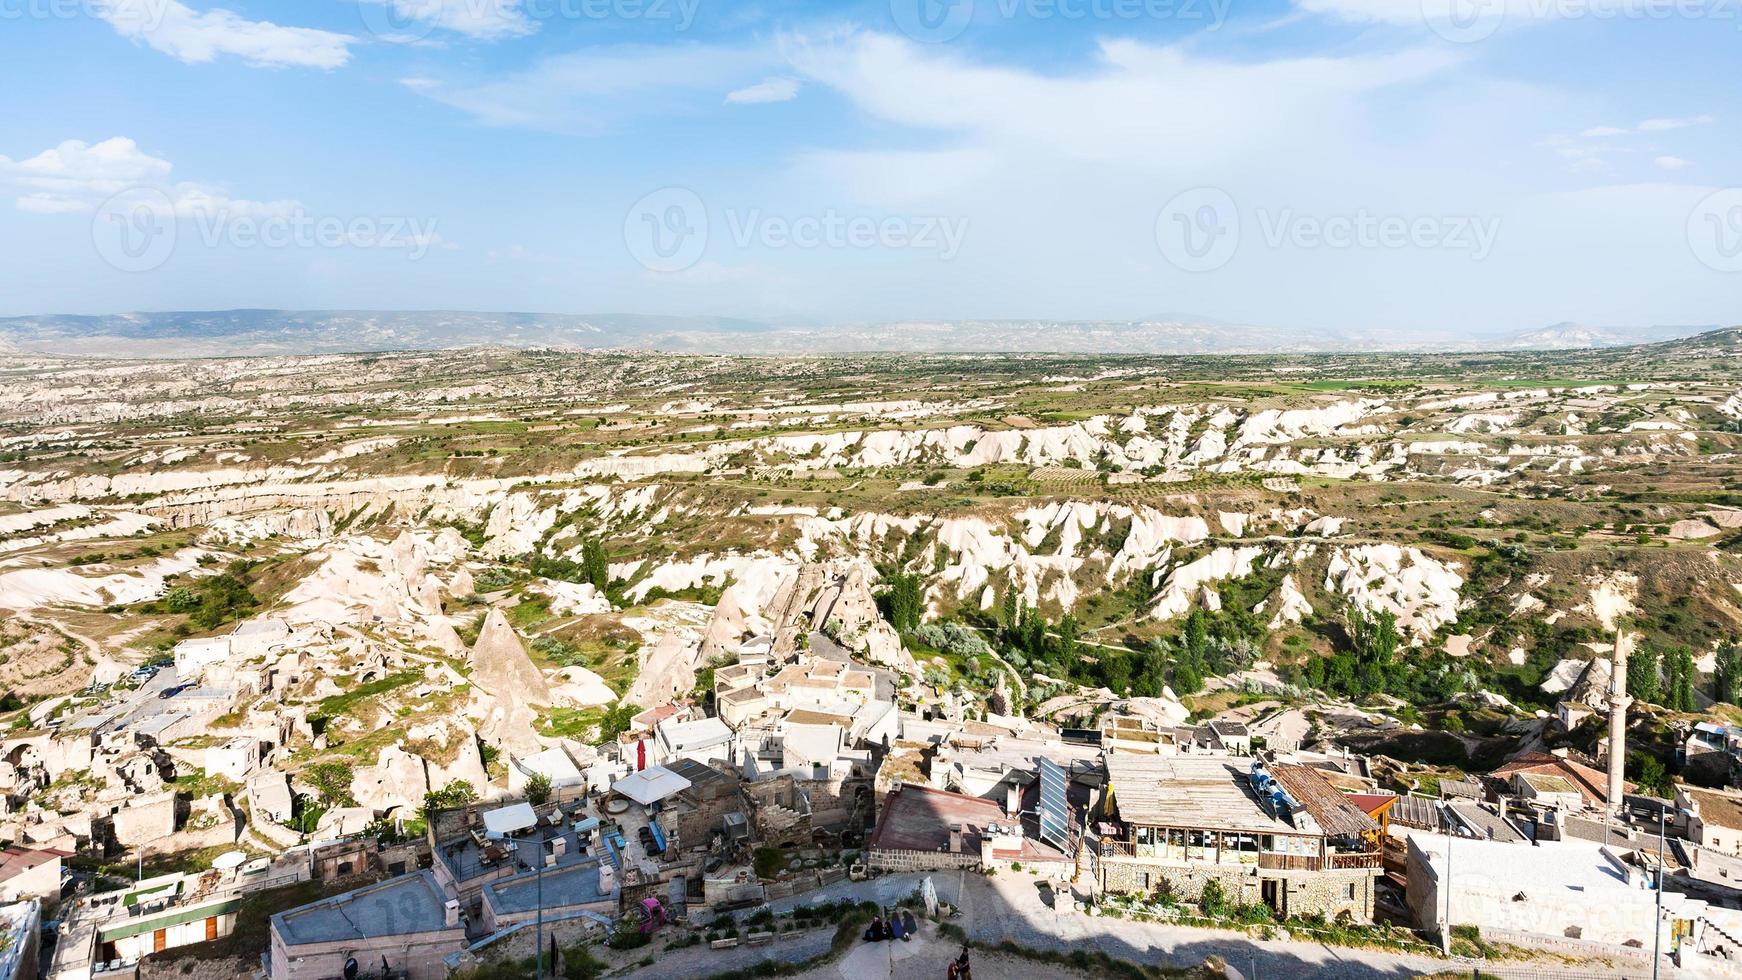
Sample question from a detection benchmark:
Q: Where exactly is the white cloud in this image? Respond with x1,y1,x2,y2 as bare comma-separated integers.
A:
1555,114,1711,173
0,137,298,216
1638,114,1713,132
1,137,173,201
726,77,801,104
784,31,1456,170
404,43,774,130
366,0,535,40
95,0,354,69
1582,114,1712,137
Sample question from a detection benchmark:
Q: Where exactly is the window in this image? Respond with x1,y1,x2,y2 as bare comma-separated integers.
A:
1345,883,1356,900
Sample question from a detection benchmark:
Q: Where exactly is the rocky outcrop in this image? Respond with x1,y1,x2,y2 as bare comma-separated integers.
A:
468,609,552,706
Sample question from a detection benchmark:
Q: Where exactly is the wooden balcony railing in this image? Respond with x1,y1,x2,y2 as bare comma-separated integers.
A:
1098,838,1137,858
1097,839,1381,872
1256,852,1320,871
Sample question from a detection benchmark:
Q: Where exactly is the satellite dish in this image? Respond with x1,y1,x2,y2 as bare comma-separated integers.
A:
211,851,247,872
343,958,358,980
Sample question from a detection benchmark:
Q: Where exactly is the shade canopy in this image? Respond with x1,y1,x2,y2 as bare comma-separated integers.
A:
612,766,691,806
482,802,538,839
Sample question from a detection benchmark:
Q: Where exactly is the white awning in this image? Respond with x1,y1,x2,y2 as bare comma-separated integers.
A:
612,766,692,806
481,801,537,839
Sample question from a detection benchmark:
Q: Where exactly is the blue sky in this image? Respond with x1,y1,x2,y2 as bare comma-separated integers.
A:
0,0,1737,336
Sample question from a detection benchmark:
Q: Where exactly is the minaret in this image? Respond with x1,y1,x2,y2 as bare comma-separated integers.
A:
1607,630,1631,816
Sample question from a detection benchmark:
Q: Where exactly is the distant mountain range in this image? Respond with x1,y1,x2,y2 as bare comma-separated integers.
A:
0,310,1722,358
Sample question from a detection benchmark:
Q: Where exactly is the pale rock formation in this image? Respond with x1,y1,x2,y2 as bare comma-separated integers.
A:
469,610,551,757
539,580,612,616
1323,544,1464,641
1579,573,1638,632
1669,519,1721,540
350,743,430,813
698,587,750,661
625,633,703,709
449,566,475,597
1264,574,1312,629
550,666,617,708
1150,546,1265,621
0,550,205,611
469,609,552,706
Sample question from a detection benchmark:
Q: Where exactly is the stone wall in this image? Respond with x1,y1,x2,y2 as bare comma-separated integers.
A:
1282,867,1375,922
1098,860,1376,922
866,847,979,874
1099,860,1259,906
112,792,176,848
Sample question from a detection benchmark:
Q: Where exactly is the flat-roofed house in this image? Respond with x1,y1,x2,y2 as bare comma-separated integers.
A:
480,857,616,933
249,772,295,825
269,870,465,980
1679,784,1742,857
0,848,67,901
1096,755,1381,921
867,782,1070,876
653,717,734,768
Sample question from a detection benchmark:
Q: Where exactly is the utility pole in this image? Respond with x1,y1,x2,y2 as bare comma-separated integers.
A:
1653,806,1665,980
1440,808,1454,955
511,834,549,980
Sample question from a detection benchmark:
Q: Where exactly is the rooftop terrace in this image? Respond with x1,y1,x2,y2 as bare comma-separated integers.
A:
484,858,613,916
272,870,453,946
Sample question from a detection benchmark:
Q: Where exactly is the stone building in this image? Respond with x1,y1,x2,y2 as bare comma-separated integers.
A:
866,782,1070,876
1678,784,1742,857
269,869,465,980
1095,755,1381,921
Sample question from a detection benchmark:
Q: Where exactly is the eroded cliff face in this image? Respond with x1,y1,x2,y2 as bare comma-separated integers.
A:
4,345,1741,829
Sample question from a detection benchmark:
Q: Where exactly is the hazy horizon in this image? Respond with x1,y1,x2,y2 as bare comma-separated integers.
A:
2,0,1739,336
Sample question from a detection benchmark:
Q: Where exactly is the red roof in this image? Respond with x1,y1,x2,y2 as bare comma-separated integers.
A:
1347,793,1399,816
0,848,68,884
1493,752,1619,806
869,783,1068,863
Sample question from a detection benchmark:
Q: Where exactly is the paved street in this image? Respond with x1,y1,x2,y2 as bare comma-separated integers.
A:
744,870,1717,980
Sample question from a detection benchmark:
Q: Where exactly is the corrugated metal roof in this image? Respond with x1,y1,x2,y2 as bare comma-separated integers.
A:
1269,764,1380,838
1106,755,1298,836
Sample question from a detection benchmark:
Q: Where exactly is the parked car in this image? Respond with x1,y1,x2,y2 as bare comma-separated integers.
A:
157,683,191,700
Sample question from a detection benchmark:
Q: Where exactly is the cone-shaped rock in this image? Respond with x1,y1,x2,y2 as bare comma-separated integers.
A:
470,608,552,706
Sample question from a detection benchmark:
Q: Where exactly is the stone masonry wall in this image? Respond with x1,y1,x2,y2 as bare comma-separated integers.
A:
867,847,979,873
1098,861,1377,923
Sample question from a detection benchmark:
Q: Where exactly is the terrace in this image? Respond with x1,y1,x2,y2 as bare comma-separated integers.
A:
433,802,606,899
1097,756,1380,871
